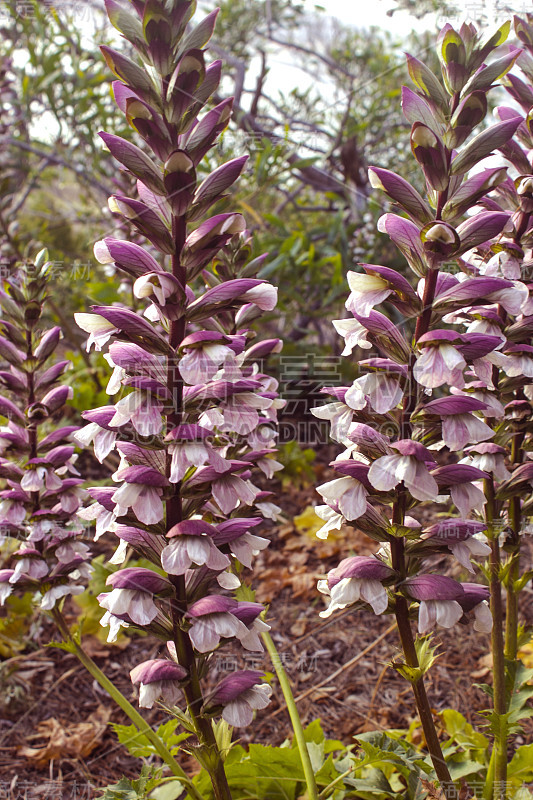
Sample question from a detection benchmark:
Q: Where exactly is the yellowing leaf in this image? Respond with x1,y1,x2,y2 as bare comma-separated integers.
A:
518,639,533,670
293,505,327,539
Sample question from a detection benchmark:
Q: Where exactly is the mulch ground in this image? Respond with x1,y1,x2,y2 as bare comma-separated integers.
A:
1,436,533,798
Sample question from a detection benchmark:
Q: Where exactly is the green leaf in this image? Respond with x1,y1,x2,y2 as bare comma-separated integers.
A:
302,719,326,745
292,157,319,169
447,759,485,782
508,744,533,785
95,766,160,799
111,721,190,759
148,779,186,800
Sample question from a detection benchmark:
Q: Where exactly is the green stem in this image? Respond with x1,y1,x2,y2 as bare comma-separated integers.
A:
262,630,319,800
390,504,454,799
505,429,524,662
505,497,520,662
483,478,507,800
51,610,204,800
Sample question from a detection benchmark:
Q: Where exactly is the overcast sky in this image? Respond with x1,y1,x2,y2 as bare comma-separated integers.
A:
301,0,437,36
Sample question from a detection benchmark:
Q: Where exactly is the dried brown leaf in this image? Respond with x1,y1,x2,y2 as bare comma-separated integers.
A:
18,705,111,765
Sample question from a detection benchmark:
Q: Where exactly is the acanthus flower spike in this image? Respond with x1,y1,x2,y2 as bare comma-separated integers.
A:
71,4,280,790
0,256,91,612
314,26,524,798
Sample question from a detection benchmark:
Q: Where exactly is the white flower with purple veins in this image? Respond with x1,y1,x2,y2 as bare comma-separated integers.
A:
454,332,506,388
133,272,182,307
109,390,164,437
254,491,282,521
78,487,118,539
404,575,465,634
161,519,230,575
0,492,27,525
166,424,229,483
130,659,187,709
40,584,85,611
75,407,118,463
55,480,85,515
318,556,395,618
332,317,372,355
111,466,167,525
464,314,506,344
500,344,533,378
0,423,27,454
247,419,278,450
458,384,505,418
369,440,439,502
414,330,466,389
104,353,126,395
253,452,284,479
219,392,273,435
9,548,49,584
99,610,130,643
21,461,63,493
423,395,493,452
311,393,354,443
186,595,256,653
209,670,272,727
214,518,269,569
317,461,371,521
178,331,243,385
346,360,405,415
54,539,91,564
27,519,54,542
232,602,270,650
187,464,259,515
432,464,487,518
423,519,491,573
479,249,522,280
74,313,118,351
459,583,492,632
99,567,170,626
345,271,393,317
462,443,510,482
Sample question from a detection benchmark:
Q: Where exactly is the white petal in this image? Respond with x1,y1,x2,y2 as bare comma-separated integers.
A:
368,455,401,491
217,571,241,589
138,682,161,709
418,600,436,634
189,619,220,652
474,600,493,632
161,540,191,575
435,600,463,629
222,699,253,727
450,541,475,573
359,579,388,615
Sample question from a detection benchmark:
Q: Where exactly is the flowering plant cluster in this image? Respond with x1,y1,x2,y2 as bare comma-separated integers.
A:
0,253,89,612
71,1,282,796
313,16,533,800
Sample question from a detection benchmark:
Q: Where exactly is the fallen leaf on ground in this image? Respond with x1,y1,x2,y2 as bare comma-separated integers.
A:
18,704,111,765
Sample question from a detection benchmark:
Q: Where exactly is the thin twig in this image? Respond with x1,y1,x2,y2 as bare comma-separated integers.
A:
269,621,397,720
